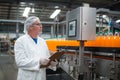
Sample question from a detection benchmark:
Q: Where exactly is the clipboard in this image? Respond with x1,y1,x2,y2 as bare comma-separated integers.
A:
40,51,64,68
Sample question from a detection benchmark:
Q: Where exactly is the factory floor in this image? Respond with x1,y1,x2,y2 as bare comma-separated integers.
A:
46,68,74,80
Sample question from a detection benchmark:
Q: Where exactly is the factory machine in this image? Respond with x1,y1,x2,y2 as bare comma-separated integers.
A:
47,6,96,80
46,6,120,80
65,6,96,80
51,37,120,80
46,37,120,80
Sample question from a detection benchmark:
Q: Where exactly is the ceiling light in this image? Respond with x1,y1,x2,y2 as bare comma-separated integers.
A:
102,15,107,18
23,7,31,17
32,8,35,13
54,6,59,8
116,19,120,23
50,9,61,19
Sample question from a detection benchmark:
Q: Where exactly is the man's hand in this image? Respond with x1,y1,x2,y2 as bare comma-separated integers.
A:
50,59,58,67
40,58,50,65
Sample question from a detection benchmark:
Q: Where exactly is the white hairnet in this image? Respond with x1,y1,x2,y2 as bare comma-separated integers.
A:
23,16,40,33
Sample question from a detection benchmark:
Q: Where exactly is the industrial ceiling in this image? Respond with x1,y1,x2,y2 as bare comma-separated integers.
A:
0,0,120,22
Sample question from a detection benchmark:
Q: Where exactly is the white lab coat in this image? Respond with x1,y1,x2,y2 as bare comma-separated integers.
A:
14,34,50,80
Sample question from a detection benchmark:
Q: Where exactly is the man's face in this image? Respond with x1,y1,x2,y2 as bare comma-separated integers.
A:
30,19,42,35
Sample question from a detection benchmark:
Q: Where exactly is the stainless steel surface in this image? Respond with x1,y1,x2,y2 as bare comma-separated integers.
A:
66,7,96,40
58,46,120,80
92,58,120,80
81,7,96,40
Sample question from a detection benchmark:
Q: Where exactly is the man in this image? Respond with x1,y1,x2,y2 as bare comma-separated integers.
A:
14,16,57,80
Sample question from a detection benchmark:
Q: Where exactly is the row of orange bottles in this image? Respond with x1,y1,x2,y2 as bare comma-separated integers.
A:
46,36,120,51
85,36,120,47
46,39,79,51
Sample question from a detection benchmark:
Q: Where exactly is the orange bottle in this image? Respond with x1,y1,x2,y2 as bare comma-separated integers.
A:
114,35,120,47
106,35,111,47
100,35,105,47
95,36,101,47
108,33,115,47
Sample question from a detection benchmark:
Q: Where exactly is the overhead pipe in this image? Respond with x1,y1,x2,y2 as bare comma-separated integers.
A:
0,19,58,25
97,8,120,16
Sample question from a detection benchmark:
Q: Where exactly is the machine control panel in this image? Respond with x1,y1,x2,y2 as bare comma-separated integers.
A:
66,7,96,40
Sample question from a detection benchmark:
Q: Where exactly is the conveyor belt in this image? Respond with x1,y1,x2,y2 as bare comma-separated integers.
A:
57,46,120,53
57,46,120,60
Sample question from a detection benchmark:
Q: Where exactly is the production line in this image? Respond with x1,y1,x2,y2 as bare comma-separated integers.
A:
46,6,120,80
46,36,120,80
0,5,120,80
